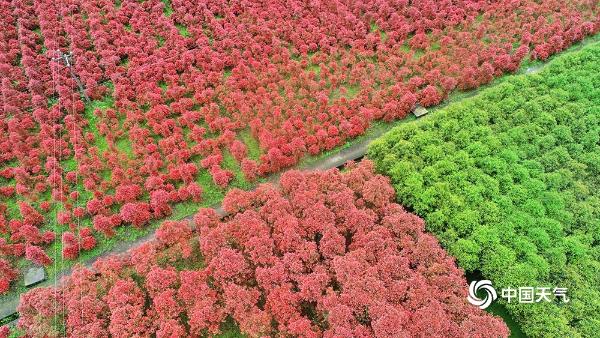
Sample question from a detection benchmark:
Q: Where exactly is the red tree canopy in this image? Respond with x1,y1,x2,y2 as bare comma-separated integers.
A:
15,162,508,337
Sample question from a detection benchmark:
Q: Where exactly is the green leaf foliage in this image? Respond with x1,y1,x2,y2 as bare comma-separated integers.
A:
368,43,600,338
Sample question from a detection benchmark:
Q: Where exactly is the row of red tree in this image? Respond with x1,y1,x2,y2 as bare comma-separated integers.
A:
11,162,509,337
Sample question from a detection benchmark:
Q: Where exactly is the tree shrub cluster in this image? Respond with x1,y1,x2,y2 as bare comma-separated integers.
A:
0,0,598,292
368,43,600,337
12,162,508,337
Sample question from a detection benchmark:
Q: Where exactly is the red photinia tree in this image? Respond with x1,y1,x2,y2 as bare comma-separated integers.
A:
241,159,259,182
114,184,142,203
62,228,96,260
16,162,508,337
120,202,152,228
420,85,443,107
62,232,79,260
19,202,44,227
0,258,18,294
210,166,234,188
155,220,194,259
25,245,52,266
79,228,97,251
150,189,173,218
230,140,247,162
93,214,121,238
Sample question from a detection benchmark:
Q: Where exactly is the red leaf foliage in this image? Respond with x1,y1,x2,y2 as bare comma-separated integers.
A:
16,162,508,337
0,0,597,292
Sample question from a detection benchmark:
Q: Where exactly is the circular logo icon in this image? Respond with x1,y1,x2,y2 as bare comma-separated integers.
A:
467,280,497,309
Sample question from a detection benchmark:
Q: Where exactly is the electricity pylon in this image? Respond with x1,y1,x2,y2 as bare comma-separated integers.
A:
50,50,90,103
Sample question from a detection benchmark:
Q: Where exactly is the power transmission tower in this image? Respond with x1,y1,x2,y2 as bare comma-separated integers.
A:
50,50,90,103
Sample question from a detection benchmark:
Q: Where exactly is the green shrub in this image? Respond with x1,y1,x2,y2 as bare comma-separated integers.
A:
368,43,600,337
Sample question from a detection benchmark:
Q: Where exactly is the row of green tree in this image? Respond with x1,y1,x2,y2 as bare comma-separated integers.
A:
368,42,600,337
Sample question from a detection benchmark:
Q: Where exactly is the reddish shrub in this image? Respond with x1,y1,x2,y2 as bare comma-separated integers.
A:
156,220,194,259
120,202,152,227
17,287,65,336
0,186,14,197
230,140,248,162
241,159,258,182
150,189,172,218
93,215,116,237
57,211,71,225
420,85,443,107
19,202,44,227
210,166,234,188
73,207,86,219
185,182,203,203
80,228,97,251
115,184,142,203
62,232,79,260
0,259,18,294
25,245,52,266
